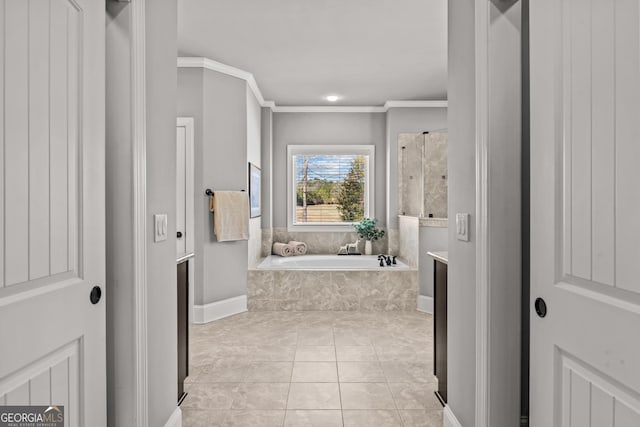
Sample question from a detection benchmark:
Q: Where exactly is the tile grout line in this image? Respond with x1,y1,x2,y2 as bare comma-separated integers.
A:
333,326,346,427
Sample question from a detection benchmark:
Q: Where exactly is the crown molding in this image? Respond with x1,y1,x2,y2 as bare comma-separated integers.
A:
272,106,386,113
177,57,270,107
177,57,448,112
384,100,448,109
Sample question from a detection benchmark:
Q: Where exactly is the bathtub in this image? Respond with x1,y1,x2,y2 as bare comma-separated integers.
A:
257,254,411,271
248,255,418,312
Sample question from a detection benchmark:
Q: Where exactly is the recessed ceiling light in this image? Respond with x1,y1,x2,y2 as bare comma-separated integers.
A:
326,95,339,102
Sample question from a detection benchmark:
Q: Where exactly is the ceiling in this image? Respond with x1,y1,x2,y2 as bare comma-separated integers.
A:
177,0,447,106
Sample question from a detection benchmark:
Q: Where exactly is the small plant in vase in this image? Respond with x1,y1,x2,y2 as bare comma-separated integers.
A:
354,218,385,255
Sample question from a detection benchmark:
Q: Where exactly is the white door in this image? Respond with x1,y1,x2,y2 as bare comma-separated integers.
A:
530,0,640,426
0,0,105,426
176,118,194,259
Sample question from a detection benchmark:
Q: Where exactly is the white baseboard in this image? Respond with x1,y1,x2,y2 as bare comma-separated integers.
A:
417,295,434,314
193,295,247,324
444,405,462,427
163,406,182,427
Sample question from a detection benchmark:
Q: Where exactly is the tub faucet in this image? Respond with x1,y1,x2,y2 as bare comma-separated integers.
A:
378,254,393,266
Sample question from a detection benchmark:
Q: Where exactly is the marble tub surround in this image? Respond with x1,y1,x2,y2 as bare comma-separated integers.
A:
184,310,442,427
248,270,418,312
272,228,388,255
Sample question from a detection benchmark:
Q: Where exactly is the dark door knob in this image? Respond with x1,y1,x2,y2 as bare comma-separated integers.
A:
534,297,547,318
90,286,102,305
177,231,183,239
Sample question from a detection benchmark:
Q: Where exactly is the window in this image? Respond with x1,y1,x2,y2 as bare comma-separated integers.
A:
287,145,375,231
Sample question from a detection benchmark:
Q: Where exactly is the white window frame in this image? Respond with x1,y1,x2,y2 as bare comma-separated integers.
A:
287,145,375,232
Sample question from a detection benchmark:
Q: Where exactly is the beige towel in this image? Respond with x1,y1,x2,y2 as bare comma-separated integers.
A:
210,191,249,241
288,240,308,255
273,242,294,257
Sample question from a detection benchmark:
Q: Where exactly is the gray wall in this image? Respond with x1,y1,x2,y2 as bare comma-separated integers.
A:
145,1,178,425
386,107,447,229
178,68,252,305
272,112,387,228
247,88,262,267
106,0,178,425
447,0,478,425
261,108,274,228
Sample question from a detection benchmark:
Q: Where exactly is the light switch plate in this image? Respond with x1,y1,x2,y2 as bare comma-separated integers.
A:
456,213,470,242
154,214,168,242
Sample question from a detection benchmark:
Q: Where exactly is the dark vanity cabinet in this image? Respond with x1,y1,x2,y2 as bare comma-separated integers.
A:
177,260,189,404
434,257,448,405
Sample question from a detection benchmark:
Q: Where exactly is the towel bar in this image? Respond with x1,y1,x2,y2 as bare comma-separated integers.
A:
205,188,245,196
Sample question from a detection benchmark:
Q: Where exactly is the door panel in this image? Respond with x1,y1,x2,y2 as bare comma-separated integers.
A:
0,0,105,425
176,117,194,259
531,0,640,425
176,125,187,257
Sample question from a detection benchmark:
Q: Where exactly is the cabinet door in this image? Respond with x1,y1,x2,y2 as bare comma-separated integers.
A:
434,260,447,404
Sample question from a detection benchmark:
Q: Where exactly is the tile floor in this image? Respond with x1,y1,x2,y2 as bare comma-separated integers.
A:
183,311,442,426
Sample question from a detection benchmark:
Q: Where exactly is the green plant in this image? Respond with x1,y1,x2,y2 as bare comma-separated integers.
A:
337,157,365,221
353,218,385,241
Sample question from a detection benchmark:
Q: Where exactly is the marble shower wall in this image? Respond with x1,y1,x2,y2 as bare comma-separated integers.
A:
398,134,424,217
423,132,448,219
397,132,448,219
398,216,420,267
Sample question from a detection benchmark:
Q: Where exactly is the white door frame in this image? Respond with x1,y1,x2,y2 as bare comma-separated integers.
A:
473,0,523,426
131,0,149,425
475,1,491,426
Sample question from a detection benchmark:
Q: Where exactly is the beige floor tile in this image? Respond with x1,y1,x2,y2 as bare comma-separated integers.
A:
340,383,396,409
221,410,286,427
231,383,290,410
189,312,436,424
295,346,336,362
398,409,444,427
291,362,338,382
197,361,249,383
252,345,296,361
338,362,386,382
336,346,378,362
342,410,402,427
380,362,435,383
333,330,372,346
181,409,228,427
287,383,341,409
184,366,204,384
284,410,343,426
374,346,432,363
181,383,238,410
388,383,440,410
298,329,335,346
244,362,293,382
